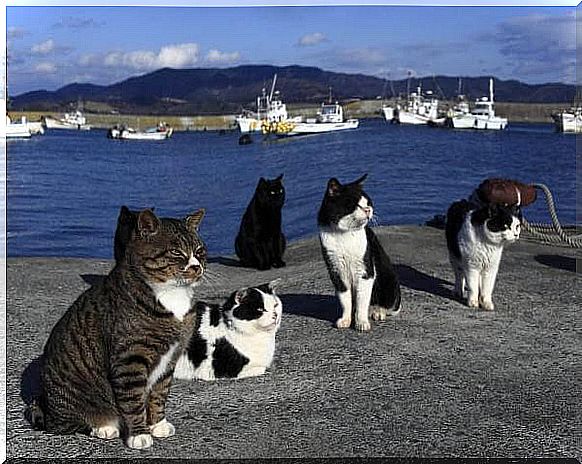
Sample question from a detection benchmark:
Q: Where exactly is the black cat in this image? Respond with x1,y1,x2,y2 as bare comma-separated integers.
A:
235,175,286,271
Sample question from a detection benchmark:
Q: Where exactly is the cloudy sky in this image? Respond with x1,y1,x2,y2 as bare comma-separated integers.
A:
6,4,576,96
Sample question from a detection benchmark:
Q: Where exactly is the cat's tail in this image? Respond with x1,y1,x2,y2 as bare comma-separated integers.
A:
25,398,46,430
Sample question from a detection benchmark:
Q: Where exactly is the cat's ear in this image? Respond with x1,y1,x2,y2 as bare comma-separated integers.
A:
185,208,205,233
327,178,342,196
233,288,250,305
258,177,267,186
352,173,368,185
137,209,160,237
275,173,284,183
118,206,132,222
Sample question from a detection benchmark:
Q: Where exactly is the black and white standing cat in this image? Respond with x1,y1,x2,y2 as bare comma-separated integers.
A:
28,208,207,449
235,175,286,270
446,200,521,310
174,281,282,380
318,175,401,332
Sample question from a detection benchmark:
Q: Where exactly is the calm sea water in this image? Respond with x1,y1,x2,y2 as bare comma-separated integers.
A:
7,119,578,259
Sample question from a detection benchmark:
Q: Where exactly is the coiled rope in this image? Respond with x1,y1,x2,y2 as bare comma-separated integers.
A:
522,183,582,248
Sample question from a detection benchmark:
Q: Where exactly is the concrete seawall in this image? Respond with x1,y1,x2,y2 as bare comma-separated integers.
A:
6,226,581,460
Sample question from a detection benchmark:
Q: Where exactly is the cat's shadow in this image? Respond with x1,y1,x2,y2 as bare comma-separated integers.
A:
21,356,43,407
280,293,337,322
395,264,457,300
534,254,577,273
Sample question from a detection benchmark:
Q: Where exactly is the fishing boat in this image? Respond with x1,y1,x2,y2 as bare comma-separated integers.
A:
42,110,91,130
263,100,359,137
236,74,300,134
6,115,32,138
552,107,582,133
447,78,507,130
396,85,444,125
108,122,173,140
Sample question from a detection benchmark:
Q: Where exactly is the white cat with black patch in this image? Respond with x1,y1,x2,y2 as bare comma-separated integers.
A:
173,281,282,381
318,175,401,332
446,200,521,310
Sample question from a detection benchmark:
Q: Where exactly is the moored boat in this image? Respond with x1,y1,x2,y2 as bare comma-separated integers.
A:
263,101,359,137
108,122,173,140
552,108,582,133
446,78,507,130
6,115,32,138
236,74,301,133
396,85,444,125
42,110,91,130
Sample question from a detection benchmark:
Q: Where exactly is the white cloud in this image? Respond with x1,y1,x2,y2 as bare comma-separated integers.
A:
96,43,200,71
31,39,56,55
35,62,57,74
205,49,241,64
297,32,327,47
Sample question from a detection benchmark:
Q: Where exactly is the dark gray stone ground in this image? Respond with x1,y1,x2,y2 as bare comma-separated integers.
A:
6,226,581,459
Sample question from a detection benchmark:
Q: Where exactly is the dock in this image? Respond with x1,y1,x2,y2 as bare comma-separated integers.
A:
6,225,581,460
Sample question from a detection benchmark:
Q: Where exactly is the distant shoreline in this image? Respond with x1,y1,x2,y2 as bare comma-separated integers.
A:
10,100,562,132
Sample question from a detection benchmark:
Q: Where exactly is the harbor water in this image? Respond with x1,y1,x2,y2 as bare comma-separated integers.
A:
7,119,578,259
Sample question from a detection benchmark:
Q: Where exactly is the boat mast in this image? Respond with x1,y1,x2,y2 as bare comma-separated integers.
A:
489,78,494,103
269,74,278,102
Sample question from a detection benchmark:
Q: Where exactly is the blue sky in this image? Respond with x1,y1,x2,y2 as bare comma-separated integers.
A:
6,4,576,95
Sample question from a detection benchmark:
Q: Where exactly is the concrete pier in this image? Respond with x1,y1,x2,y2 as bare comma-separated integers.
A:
6,226,581,460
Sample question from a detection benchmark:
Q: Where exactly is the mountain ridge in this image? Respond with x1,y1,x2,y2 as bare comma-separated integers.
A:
10,65,575,115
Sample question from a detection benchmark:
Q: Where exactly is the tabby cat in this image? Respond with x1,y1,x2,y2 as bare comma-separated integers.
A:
318,175,401,332
235,175,286,270
174,281,282,381
446,199,521,310
27,208,207,450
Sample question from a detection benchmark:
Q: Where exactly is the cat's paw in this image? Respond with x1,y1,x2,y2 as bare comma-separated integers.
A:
91,424,120,440
355,319,371,332
126,433,154,450
479,298,495,311
335,317,352,329
467,298,479,309
150,418,175,438
370,306,387,321
272,260,286,268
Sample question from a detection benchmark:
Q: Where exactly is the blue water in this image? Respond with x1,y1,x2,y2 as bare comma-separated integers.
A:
7,119,578,259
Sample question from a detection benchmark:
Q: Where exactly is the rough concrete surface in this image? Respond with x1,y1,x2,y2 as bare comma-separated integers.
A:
6,226,581,460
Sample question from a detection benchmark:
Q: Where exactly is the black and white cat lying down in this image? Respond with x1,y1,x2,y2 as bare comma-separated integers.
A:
174,281,282,381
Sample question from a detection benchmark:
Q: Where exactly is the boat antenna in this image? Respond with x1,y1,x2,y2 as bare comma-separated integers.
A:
269,74,278,102
328,86,333,104
407,71,412,96
433,75,446,100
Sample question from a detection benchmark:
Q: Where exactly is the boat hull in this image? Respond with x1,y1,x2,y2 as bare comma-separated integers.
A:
281,119,359,136
382,106,395,122
447,114,507,130
109,128,173,140
236,117,263,134
6,126,32,138
43,117,91,131
397,111,439,125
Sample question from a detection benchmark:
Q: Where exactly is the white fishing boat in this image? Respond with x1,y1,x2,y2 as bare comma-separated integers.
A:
552,107,582,133
448,78,507,130
236,74,300,133
108,122,173,140
396,85,444,125
263,101,359,137
42,110,91,130
6,115,32,138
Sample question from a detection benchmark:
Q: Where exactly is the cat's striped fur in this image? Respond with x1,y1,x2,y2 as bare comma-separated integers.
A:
27,207,206,449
